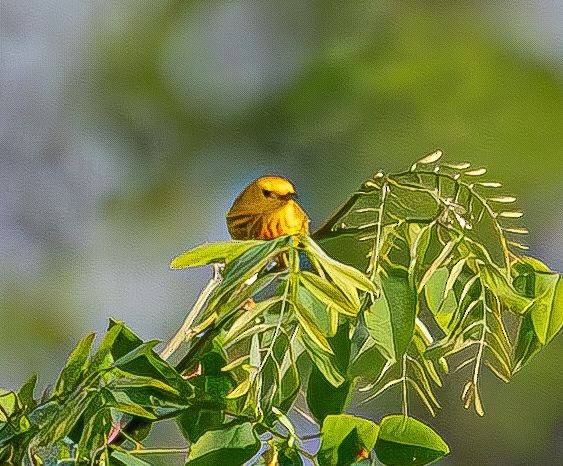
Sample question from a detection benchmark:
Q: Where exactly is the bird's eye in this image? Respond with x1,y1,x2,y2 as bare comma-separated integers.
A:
262,189,273,198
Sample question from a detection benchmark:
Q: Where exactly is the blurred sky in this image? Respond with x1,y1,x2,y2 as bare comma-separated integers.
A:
0,1,562,465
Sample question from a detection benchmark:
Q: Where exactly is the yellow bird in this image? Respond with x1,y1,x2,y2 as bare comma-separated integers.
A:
226,176,309,240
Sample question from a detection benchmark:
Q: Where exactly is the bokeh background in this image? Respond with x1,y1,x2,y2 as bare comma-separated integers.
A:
1,1,561,464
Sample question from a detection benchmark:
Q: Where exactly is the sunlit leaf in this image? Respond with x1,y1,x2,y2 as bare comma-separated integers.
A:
300,271,359,317
464,168,487,176
424,267,457,332
480,265,531,314
415,149,443,165
301,333,345,387
367,268,417,358
529,272,563,345
319,414,379,466
111,451,152,466
375,415,449,466
109,376,179,395
226,380,251,400
54,333,95,397
187,422,260,466
298,286,338,337
302,236,378,294
307,325,352,422
294,301,334,354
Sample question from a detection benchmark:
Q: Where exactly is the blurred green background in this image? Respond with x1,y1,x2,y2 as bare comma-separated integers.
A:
1,1,561,464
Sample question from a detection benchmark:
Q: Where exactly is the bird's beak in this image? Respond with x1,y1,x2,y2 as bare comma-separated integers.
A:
282,192,298,201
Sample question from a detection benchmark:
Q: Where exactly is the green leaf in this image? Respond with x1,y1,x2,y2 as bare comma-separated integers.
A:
177,352,235,443
302,236,378,294
480,265,531,314
512,261,561,370
513,312,543,373
0,391,17,421
32,390,93,446
89,320,146,374
367,268,417,358
110,341,160,368
529,272,563,345
349,338,387,381
307,325,352,423
18,374,37,410
300,333,345,387
76,400,111,459
376,415,449,466
221,237,289,288
187,422,260,466
300,271,358,317
256,442,303,466
170,240,265,268
407,223,434,284
111,451,152,466
111,402,157,419
277,444,304,466
88,323,123,373
177,407,225,444
423,267,457,332
226,380,251,399
318,414,379,466
298,286,338,337
206,238,289,312
54,333,95,397
224,296,282,344
364,298,395,362
110,376,179,395
309,373,352,424
294,301,334,354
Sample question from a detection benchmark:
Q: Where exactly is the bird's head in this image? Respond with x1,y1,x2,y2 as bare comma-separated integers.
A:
230,176,299,213
255,176,298,203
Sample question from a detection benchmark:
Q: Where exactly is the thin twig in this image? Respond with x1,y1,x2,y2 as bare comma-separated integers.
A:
160,264,222,360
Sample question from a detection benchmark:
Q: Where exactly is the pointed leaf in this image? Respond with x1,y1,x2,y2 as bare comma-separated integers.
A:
18,374,38,410
170,240,264,268
110,341,160,369
376,415,449,466
300,271,358,317
111,451,152,466
319,414,379,466
424,267,457,332
298,286,338,337
301,333,345,387
530,272,563,345
367,268,417,358
187,422,260,466
294,301,334,354
110,376,179,395
415,149,443,165
55,333,96,397
226,380,251,399
302,236,378,294
480,265,531,314
307,325,353,422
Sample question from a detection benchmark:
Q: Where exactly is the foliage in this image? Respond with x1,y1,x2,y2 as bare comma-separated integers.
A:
2,153,561,465
0,321,193,465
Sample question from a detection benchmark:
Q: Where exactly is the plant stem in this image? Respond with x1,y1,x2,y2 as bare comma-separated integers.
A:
160,264,222,360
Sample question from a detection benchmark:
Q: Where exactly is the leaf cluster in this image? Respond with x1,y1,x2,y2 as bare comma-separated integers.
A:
2,152,561,465
0,321,192,465
313,151,562,418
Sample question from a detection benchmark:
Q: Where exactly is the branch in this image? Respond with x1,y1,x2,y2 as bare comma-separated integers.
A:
160,264,222,360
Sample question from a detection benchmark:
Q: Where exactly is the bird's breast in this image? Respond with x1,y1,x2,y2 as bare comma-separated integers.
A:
249,202,309,240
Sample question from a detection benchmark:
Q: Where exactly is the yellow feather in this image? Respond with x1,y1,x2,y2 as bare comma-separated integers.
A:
227,176,309,240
